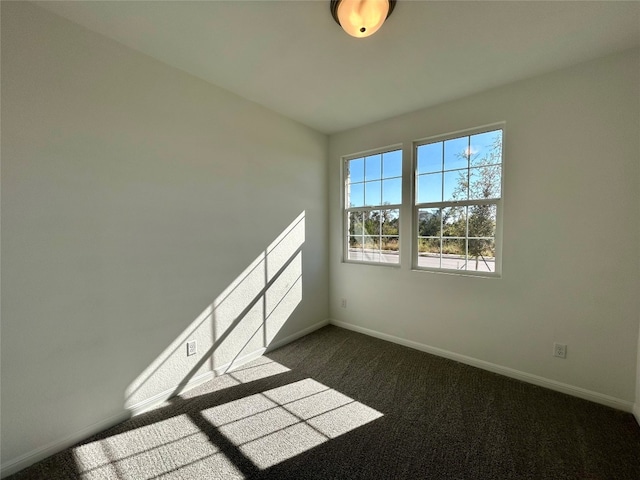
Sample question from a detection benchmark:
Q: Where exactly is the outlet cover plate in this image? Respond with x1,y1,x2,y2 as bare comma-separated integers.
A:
553,343,567,359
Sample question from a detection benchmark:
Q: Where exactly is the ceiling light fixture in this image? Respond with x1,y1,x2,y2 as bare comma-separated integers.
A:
330,0,396,38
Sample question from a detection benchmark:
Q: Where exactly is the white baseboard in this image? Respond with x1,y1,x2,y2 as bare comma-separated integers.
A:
214,348,267,376
266,319,330,353
0,411,130,479
1,319,331,479
124,319,331,415
634,403,640,425
330,319,634,413
127,369,217,416
127,319,330,414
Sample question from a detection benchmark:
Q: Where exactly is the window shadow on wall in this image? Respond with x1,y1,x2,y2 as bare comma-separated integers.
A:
124,211,306,413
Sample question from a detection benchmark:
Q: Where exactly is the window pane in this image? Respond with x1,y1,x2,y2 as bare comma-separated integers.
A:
365,154,382,181
470,130,502,167
468,204,496,238
381,237,399,264
349,236,363,249
411,129,502,273
365,236,380,250
444,136,469,171
442,238,466,270
348,158,364,183
417,142,442,174
444,169,467,201
363,251,380,263
383,150,402,178
381,209,399,235
345,202,400,265
363,237,380,263
348,236,363,261
419,237,441,253
417,173,442,204
363,210,380,236
467,239,495,272
442,206,466,237
382,178,401,205
381,236,399,251
348,211,363,235
348,183,364,208
469,166,501,200
418,208,441,237
418,238,441,269
381,235,398,259
364,181,381,206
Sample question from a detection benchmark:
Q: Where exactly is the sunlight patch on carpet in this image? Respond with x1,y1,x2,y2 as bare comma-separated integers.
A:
72,415,243,479
228,358,291,384
203,378,383,469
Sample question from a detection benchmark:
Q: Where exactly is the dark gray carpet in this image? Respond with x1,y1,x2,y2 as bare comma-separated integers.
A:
8,325,640,479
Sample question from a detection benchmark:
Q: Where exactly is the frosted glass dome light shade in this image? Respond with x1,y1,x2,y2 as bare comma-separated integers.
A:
330,0,396,38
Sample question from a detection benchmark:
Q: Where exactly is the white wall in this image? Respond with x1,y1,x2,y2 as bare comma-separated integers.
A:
329,49,640,409
1,1,328,472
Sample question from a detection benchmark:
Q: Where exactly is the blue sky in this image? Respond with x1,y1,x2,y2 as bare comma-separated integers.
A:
347,130,502,208
347,149,402,207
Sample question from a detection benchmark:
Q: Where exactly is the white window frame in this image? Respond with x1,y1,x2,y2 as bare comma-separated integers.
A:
342,145,403,267
412,124,504,277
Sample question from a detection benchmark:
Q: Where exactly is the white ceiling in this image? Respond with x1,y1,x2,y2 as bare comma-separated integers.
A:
36,1,640,134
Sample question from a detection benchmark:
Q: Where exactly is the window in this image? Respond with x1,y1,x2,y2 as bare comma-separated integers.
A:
414,127,503,275
344,148,402,265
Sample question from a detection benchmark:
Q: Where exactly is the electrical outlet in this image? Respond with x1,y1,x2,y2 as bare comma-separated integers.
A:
187,340,197,357
340,298,347,308
553,343,567,359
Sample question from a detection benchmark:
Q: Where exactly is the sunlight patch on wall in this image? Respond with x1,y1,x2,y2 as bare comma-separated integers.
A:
125,212,304,410
212,251,302,369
